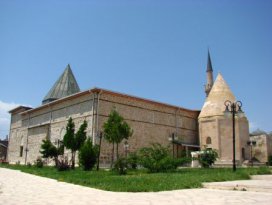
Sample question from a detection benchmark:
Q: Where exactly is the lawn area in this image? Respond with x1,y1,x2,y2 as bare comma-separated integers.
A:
0,164,271,192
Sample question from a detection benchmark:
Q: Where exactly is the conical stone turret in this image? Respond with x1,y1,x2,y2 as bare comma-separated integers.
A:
199,73,235,119
42,64,80,104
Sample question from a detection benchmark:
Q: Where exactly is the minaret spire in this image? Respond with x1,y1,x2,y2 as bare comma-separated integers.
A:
207,50,213,72
205,50,214,97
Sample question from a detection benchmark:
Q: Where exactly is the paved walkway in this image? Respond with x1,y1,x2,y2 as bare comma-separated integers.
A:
203,175,272,193
1,168,272,205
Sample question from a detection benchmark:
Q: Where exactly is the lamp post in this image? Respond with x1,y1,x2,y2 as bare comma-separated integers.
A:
247,139,256,167
124,141,129,158
96,132,103,171
224,100,244,172
168,133,178,158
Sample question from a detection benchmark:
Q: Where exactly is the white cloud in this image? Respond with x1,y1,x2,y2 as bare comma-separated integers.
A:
0,101,22,139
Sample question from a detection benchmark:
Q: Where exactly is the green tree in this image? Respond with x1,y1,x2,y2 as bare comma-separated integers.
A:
75,120,88,151
40,139,64,166
103,109,133,166
79,138,98,171
63,118,88,169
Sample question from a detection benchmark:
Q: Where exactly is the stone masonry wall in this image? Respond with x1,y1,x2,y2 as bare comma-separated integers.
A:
96,92,199,166
8,90,200,166
8,93,95,164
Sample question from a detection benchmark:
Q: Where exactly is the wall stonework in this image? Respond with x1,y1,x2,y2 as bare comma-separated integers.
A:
96,92,199,166
250,134,272,163
8,93,96,164
8,89,200,166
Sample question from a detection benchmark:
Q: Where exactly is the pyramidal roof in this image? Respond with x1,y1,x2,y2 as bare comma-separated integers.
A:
199,73,235,119
42,64,80,104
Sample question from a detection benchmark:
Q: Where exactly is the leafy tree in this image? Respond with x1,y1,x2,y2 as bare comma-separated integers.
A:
137,143,180,173
79,138,98,171
63,118,88,169
103,109,133,166
40,139,64,167
75,120,88,151
199,148,218,168
63,117,75,168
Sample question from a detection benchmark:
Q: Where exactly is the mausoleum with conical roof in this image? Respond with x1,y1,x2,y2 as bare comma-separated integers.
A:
199,71,250,165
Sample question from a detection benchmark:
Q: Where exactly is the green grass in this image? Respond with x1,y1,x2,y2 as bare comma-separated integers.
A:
0,164,271,192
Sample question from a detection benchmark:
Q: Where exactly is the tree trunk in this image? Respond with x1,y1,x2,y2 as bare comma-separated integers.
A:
111,143,114,168
71,151,75,169
116,143,119,160
54,157,59,167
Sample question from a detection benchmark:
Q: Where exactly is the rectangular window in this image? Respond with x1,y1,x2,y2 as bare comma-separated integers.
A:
20,146,23,157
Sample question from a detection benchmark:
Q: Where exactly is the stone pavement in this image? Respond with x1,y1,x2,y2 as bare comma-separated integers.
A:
203,175,272,193
1,168,272,205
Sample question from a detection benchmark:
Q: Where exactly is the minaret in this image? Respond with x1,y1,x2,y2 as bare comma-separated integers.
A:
205,50,214,97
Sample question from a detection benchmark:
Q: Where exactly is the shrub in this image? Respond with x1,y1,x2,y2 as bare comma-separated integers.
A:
113,157,128,175
127,152,138,169
137,143,179,173
35,157,43,168
177,157,193,166
57,159,70,171
257,166,271,174
199,148,218,168
0,160,9,165
78,138,98,171
268,155,272,166
27,162,32,167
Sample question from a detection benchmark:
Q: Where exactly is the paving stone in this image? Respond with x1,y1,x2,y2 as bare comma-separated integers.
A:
1,168,272,205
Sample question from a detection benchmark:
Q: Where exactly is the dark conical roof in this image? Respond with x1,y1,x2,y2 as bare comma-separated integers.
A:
42,64,80,104
207,50,213,72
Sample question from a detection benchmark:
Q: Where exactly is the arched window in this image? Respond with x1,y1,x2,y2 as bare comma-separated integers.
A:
206,137,212,145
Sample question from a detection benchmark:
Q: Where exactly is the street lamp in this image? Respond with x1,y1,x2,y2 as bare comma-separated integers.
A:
168,133,178,158
247,139,256,167
96,132,103,171
224,100,245,172
124,141,129,158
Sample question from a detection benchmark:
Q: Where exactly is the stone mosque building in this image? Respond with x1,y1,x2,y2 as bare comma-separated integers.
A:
7,53,253,166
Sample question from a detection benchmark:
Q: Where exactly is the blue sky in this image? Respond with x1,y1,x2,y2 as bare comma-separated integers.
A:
1,0,272,139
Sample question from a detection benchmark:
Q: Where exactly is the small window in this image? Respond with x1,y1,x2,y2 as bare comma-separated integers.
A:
206,137,212,145
20,146,23,157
